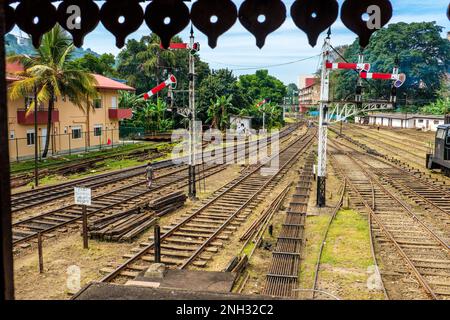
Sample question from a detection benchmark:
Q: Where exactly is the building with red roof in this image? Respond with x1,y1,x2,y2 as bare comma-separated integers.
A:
6,62,136,160
298,75,320,113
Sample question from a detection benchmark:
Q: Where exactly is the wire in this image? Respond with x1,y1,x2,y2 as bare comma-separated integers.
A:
204,54,321,71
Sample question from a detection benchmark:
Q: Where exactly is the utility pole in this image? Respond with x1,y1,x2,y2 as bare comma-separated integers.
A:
188,27,197,200
317,31,331,208
34,86,39,187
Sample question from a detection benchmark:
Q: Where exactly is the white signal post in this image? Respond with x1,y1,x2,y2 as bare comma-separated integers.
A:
317,35,406,207
256,99,269,131
317,33,331,207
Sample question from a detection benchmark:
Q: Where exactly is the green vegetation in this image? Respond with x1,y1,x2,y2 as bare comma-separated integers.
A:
69,53,119,78
332,22,450,112
11,142,149,173
300,210,385,300
321,210,373,268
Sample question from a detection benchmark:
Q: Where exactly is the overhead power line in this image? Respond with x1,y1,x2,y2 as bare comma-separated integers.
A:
203,54,321,71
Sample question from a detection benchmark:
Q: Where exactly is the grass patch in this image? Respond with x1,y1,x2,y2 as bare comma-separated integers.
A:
299,215,331,289
314,209,384,300
321,210,373,269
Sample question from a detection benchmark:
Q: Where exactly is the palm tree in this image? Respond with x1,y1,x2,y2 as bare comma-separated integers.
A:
118,34,175,93
207,95,233,131
119,90,144,110
8,25,98,158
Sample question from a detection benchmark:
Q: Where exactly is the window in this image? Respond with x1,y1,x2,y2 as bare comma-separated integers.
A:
24,96,43,110
94,125,102,137
434,120,440,125
25,96,34,110
111,96,117,109
26,130,35,146
94,98,102,109
418,119,424,123
72,127,82,139
437,129,446,140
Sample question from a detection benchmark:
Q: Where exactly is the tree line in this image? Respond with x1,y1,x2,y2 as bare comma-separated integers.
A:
7,27,289,158
331,22,449,115
68,33,288,132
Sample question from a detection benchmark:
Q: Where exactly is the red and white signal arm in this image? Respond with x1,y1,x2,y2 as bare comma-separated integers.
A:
143,74,177,100
360,72,406,88
161,42,200,53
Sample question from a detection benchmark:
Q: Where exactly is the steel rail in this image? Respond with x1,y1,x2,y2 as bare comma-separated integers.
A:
179,134,315,269
332,136,450,218
12,164,223,246
329,142,442,300
12,125,297,211
330,139,449,250
331,127,450,198
99,129,315,283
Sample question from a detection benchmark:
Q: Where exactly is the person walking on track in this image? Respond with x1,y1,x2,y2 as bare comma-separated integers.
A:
146,162,154,189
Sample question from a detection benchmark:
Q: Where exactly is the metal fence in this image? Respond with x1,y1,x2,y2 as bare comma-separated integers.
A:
9,129,140,162
119,126,145,139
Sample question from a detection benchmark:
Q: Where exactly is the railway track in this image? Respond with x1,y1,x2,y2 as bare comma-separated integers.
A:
332,137,450,238
330,141,450,300
12,163,225,247
331,127,450,192
12,125,298,213
263,153,315,298
98,128,316,284
11,163,163,212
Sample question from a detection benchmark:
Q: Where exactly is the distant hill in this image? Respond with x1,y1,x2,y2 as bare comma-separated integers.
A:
5,34,99,60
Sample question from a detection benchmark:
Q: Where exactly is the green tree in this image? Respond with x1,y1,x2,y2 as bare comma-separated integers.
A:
117,34,210,96
69,53,118,78
8,25,98,158
332,22,450,108
198,69,250,122
207,95,234,130
237,70,287,105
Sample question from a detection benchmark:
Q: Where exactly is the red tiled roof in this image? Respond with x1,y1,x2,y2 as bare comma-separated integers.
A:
6,61,24,74
5,62,135,91
305,78,316,88
92,74,135,91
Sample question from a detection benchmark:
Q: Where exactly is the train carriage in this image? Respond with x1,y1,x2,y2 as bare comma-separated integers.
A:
427,124,450,176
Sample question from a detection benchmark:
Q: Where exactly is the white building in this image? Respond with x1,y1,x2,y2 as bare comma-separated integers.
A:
355,113,445,131
229,115,253,132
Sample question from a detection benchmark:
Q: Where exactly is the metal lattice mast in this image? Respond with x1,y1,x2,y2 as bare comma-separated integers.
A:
317,31,331,207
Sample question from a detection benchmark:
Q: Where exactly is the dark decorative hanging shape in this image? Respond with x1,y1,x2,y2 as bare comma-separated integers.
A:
191,0,238,48
291,0,339,47
5,5,15,34
341,0,393,48
100,0,144,48
239,0,286,49
14,0,57,48
145,0,190,49
57,0,100,48
447,3,450,21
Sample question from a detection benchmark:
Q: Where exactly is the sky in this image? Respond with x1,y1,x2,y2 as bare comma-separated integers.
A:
9,0,450,85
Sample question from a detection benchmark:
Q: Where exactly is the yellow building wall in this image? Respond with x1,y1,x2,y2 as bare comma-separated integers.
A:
7,87,121,161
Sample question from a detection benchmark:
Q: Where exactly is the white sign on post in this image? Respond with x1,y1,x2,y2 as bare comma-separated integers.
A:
74,187,92,206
